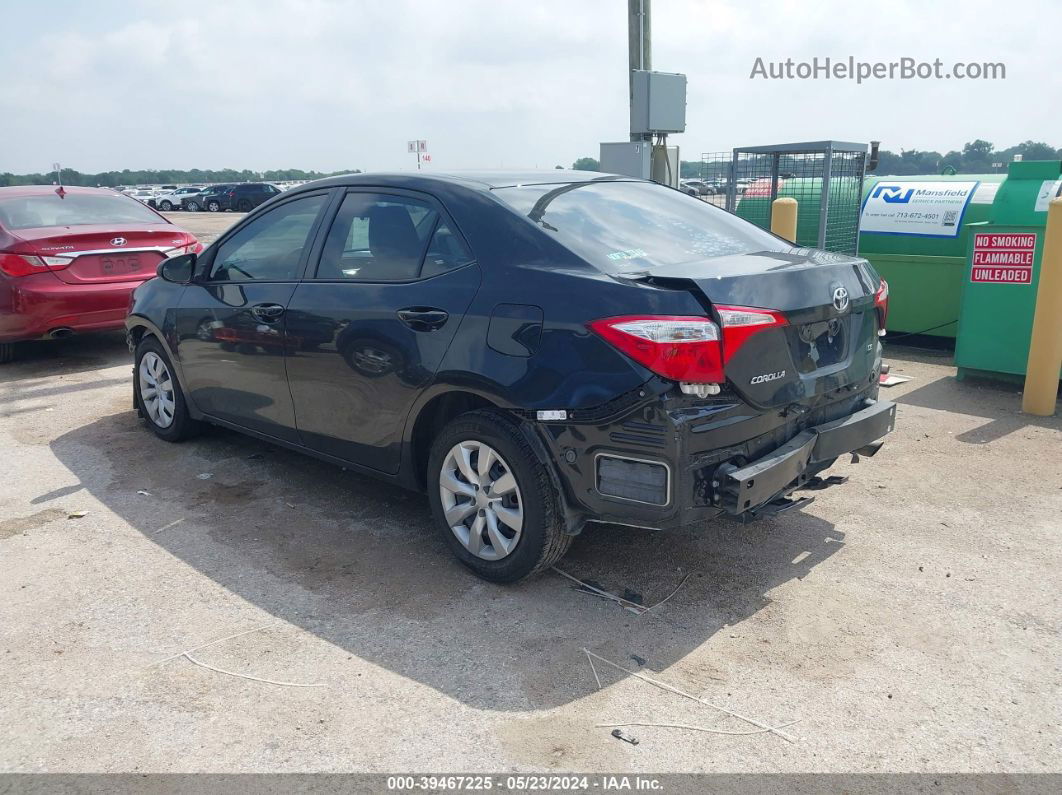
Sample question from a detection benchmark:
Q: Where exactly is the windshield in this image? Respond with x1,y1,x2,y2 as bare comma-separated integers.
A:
492,180,788,274
0,192,163,230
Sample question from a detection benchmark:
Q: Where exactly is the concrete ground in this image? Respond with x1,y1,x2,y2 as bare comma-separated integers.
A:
0,211,1059,773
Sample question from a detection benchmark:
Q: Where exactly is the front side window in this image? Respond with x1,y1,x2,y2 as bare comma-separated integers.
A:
209,194,326,281
315,193,440,281
492,180,789,274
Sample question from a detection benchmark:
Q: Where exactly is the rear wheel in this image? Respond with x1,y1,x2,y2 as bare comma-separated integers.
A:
428,410,572,582
134,336,201,442
206,200,221,212
0,342,14,364
159,200,173,211
185,200,201,212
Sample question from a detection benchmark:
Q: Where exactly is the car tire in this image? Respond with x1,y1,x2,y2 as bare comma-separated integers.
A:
134,336,201,442
159,200,173,211
207,200,221,212
427,410,572,583
0,342,14,364
185,200,201,212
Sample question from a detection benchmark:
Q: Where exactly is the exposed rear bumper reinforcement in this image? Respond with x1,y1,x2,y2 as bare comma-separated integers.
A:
720,399,896,516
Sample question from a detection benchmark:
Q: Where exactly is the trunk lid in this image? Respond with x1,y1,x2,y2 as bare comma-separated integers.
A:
10,224,196,285
638,249,882,409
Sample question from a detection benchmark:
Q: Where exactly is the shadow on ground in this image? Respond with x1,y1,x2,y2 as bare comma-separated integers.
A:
888,353,1060,443
1,332,130,384
51,408,843,712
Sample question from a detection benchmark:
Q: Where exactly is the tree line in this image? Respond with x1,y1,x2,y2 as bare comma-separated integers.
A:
0,167,362,188
568,140,1062,178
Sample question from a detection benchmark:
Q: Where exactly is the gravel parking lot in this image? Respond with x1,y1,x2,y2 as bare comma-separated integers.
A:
1,211,1059,774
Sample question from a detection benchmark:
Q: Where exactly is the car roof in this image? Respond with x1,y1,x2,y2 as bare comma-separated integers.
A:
297,169,644,193
0,185,121,198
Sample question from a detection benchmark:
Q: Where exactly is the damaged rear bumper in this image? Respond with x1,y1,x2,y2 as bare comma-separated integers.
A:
534,383,895,532
716,398,896,516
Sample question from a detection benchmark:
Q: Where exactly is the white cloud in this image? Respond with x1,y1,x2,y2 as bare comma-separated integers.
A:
1,0,1058,173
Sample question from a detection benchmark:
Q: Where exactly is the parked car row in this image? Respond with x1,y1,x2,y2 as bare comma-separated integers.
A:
116,183,290,213
180,183,283,213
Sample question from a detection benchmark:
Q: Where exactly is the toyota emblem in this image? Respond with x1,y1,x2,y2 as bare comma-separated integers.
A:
831,286,850,312
111,237,127,246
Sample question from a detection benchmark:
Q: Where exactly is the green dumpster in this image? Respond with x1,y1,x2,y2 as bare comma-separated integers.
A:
857,173,1004,339
954,159,1062,381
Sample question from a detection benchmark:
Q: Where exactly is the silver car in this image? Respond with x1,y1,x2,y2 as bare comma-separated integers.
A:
154,186,207,211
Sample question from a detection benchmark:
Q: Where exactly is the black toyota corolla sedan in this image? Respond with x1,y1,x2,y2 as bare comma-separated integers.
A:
126,170,894,582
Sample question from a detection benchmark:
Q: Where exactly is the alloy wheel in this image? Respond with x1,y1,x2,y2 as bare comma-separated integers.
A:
138,351,176,428
439,440,523,561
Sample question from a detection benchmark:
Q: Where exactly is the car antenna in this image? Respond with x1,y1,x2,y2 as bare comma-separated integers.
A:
53,161,66,199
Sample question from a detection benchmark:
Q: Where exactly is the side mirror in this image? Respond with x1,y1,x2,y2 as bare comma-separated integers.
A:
157,253,196,283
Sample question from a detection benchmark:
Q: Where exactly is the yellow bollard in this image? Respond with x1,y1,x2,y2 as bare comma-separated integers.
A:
771,197,798,243
1022,197,1062,416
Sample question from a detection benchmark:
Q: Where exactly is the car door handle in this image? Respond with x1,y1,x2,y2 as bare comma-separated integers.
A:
251,303,285,322
397,307,449,331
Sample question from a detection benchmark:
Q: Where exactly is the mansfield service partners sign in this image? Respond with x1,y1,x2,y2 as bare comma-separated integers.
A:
860,180,979,238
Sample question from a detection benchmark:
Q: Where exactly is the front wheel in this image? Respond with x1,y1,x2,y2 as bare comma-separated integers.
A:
134,336,201,442
159,200,173,211
185,200,201,212
427,410,572,582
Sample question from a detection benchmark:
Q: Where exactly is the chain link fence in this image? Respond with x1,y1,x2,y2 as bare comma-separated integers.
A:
699,141,868,255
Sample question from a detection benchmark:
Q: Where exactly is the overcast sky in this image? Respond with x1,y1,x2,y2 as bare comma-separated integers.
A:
2,0,1058,174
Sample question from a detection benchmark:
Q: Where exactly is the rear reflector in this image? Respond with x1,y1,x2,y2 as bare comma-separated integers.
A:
0,253,73,278
596,454,669,506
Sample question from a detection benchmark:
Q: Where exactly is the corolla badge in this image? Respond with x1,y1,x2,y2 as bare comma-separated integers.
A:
111,237,127,246
831,285,850,312
750,370,786,385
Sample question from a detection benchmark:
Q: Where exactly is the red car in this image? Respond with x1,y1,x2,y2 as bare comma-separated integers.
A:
0,185,200,362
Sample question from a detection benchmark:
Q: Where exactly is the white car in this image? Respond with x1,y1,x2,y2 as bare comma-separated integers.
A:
125,189,157,204
154,186,207,211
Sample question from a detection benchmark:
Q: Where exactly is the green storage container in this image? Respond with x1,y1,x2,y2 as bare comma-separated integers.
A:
955,160,1062,381
857,173,1004,339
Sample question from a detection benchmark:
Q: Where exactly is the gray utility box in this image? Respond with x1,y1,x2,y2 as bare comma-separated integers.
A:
600,141,652,180
631,70,687,134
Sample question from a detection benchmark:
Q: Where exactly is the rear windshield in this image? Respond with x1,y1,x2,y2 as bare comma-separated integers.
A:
0,192,162,230
493,180,787,273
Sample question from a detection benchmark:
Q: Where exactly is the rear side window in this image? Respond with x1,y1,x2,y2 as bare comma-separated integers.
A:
492,180,788,274
0,192,162,230
209,194,326,281
315,193,450,281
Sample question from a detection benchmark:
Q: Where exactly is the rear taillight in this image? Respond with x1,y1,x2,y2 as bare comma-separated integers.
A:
0,253,73,278
588,316,724,382
874,278,889,330
588,306,787,385
715,305,788,364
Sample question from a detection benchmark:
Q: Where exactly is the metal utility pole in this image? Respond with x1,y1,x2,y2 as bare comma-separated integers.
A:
628,0,651,142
